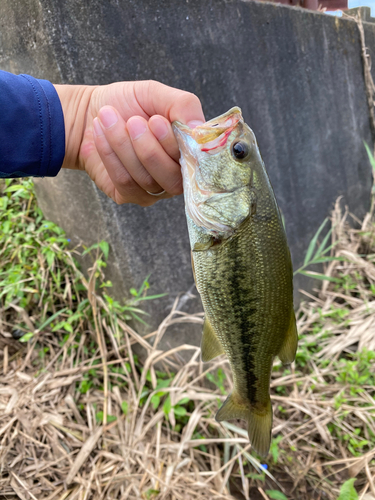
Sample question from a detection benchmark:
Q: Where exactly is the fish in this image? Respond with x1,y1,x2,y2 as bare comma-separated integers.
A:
172,107,298,457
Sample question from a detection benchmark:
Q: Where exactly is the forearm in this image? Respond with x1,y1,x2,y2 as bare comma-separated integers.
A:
54,84,97,170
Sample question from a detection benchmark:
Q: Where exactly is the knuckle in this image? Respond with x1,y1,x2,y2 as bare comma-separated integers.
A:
144,79,159,93
94,132,112,156
143,146,160,165
100,146,118,163
119,175,134,191
114,168,134,190
110,131,129,152
178,90,201,108
146,79,157,88
142,174,160,192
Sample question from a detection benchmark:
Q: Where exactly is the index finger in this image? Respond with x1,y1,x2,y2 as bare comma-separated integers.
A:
131,81,206,125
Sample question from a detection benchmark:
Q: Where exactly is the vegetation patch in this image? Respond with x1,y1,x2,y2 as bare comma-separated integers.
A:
0,180,375,500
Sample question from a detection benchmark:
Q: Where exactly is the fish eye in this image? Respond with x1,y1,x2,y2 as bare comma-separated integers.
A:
231,141,249,160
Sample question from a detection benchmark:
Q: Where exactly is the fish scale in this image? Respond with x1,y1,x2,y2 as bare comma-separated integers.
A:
173,107,297,456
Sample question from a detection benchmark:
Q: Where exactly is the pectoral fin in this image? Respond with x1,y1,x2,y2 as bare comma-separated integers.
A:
215,392,272,457
278,310,298,365
193,239,215,252
201,317,224,362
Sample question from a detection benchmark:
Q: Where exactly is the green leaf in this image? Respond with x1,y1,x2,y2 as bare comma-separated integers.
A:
99,240,109,260
173,406,187,417
46,250,55,268
138,275,150,296
364,141,375,174
133,293,167,301
96,411,117,423
63,323,73,333
303,218,328,266
270,435,283,463
318,240,340,256
313,226,333,260
121,401,129,415
129,312,149,326
19,332,34,342
151,394,161,410
299,270,341,283
155,378,171,390
38,308,68,332
100,280,113,288
177,397,190,405
81,242,99,256
163,394,172,416
337,478,358,500
145,489,160,499
2,220,10,233
310,256,345,264
79,379,93,394
266,491,288,500
4,184,28,192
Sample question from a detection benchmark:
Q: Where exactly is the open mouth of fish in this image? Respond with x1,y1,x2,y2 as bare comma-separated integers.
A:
174,106,242,156
173,107,247,236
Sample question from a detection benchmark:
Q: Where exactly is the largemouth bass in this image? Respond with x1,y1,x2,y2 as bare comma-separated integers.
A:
173,107,298,457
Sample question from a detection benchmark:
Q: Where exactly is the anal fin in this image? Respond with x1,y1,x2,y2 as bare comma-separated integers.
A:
215,392,272,457
201,317,224,362
278,309,298,365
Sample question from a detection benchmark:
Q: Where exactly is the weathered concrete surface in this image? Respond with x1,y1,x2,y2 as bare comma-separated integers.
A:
0,0,374,350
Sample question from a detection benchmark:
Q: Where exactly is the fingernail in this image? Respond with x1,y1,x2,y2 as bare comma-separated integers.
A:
150,117,169,141
93,117,104,137
99,107,118,129
127,118,147,140
187,120,205,129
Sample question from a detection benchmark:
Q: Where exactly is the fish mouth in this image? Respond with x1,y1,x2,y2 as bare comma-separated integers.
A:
173,106,242,153
173,107,245,236
192,106,242,148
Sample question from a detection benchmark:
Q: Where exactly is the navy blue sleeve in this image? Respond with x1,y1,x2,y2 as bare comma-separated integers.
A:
0,70,65,178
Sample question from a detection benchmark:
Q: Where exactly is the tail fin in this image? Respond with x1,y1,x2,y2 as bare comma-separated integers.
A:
215,393,272,457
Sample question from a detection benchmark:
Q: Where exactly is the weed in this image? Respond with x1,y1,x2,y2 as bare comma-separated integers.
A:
294,216,344,283
336,478,358,500
206,367,227,395
266,491,288,500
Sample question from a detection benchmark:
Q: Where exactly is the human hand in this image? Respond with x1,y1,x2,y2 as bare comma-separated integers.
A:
54,81,205,206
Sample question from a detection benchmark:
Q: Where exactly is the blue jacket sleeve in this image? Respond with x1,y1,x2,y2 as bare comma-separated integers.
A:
0,70,65,178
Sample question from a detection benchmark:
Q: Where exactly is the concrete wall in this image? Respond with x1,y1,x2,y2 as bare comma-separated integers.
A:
0,0,374,350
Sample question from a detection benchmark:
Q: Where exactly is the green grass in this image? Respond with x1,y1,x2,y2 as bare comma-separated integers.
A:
0,178,165,345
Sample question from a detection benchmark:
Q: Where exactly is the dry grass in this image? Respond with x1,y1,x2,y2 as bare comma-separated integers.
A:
1,197,375,500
